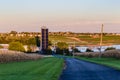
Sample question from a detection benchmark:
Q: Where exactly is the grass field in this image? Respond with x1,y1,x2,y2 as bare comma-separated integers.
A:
77,57,120,70
49,35,79,43
78,35,120,45
0,57,63,80
49,35,120,45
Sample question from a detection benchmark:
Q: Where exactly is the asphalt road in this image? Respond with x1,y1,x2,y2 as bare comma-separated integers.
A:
59,58,120,80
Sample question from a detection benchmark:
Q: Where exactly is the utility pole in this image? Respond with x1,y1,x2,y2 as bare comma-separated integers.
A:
99,24,104,58
73,41,75,58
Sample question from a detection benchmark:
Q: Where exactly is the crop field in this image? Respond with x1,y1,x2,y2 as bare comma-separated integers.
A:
0,57,63,80
49,35,79,42
0,50,42,63
49,35,120,45
78,35,120,45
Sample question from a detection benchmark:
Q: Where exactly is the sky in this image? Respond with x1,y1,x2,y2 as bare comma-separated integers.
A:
0,0,120,33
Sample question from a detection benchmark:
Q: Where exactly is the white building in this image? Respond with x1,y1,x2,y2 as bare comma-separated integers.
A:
112,45,120,49
76,47,88,52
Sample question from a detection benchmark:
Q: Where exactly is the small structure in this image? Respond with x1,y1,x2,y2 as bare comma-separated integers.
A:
112,45,120,49
76,47,88,53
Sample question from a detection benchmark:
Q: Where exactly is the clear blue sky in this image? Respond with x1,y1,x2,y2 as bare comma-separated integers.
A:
0,0,120,33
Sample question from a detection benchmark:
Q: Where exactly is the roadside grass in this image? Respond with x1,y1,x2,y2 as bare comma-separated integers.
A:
0,57,63,80
77,57,120,70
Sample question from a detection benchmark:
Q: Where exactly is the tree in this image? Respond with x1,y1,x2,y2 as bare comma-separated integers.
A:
8,42,25,52
86,48,93,52
57,42,68,54
10,31,17,34
27,38,36,45
105,47,116,51
27,37,36,52
35,36,40,47
57,42,68,50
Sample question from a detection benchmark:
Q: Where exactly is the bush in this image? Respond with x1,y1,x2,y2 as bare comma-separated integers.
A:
45,48,52,55
105,47,116,51
9,42,25,52
75,50,120,59
86,48,93,52
74,48,80,53
56,47,69,55
102,50,120,59
75,52,98,58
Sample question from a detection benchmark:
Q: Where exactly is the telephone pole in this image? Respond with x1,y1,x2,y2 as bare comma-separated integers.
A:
73,41,76,58
99,24,104,58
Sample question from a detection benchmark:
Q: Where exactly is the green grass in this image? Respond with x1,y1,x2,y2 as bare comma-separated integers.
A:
77,57,120,70
0,57,64,80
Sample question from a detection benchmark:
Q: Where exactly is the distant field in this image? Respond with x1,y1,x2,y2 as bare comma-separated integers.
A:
78,35,120,45
49,35,78,42
0,58,63,80
49,35,120,45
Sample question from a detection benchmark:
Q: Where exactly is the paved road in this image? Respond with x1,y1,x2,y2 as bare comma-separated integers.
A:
59,58,120,80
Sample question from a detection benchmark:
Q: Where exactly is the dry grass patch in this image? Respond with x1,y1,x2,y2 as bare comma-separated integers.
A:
0,50,43,63
75,50,120,59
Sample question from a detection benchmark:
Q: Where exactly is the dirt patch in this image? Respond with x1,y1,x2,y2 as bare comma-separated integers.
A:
67,37,88,43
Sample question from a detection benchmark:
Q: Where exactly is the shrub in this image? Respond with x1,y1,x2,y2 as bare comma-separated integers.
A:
86,48,93,52
75,52,99,58
102,50,120,59
74,48,80,53
45,48,52,55
105,47,116,51
75,50,120,59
